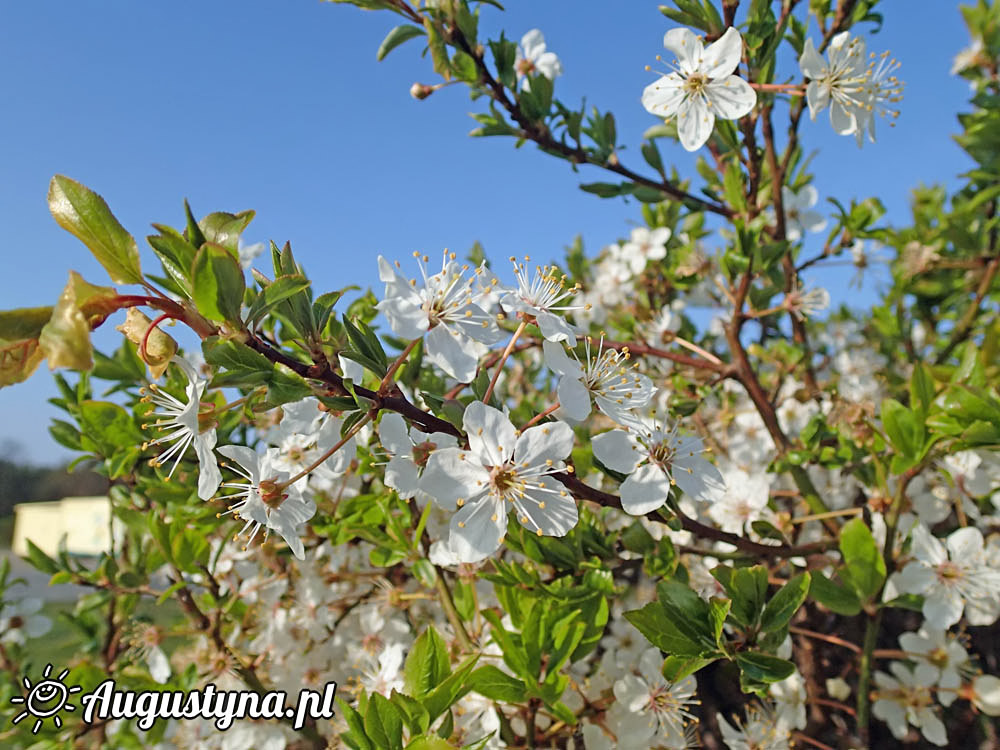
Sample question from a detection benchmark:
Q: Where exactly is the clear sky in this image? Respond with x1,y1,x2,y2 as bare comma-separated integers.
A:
0,0,973,462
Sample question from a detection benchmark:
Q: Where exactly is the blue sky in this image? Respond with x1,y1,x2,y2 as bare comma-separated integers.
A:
0,1,973,462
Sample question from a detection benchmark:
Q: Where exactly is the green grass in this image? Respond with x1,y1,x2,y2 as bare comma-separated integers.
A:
0,516,14,550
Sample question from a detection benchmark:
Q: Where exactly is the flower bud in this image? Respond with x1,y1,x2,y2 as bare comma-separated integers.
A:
410,82,434,100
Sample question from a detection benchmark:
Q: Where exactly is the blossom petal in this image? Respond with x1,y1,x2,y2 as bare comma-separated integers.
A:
464,401,517,465
515,421,574,466
385,455,419,498
218,445,262,485
676,95,715,151
195,431,222,501
672,452,726,503
593,430,642,474
894,561,935,595
662,27,702,76
798,38,827,80
378,413,412,457
620,463,671,515
924,587,964,629
557,375,591,421
706,76,756,119
425,324,479,382
449,496,507,563
421,448,490,511
910,524,947,566
641,74,686,118
535,310,576,344
543,339,583,377
514,477,578,536
946,526,984,562
702,27,743,79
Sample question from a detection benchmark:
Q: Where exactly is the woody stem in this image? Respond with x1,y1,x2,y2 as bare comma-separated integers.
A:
483,320,528,403
275,412,373,490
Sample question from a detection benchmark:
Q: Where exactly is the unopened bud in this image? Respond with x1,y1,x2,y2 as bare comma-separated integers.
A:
410,82,434,100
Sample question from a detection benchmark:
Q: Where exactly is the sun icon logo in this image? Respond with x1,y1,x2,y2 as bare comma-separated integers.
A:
10,664,82,734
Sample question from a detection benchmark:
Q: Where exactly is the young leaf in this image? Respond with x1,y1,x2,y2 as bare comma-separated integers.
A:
760,573,811,633
48,175,142,284
192,243,246,323
377,24,425,61
839,518,886,601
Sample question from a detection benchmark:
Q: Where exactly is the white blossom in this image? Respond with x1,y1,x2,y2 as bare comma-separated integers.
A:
516,29,562,87
420,402,577,563
781,185,827,241
500,257,582,344
872,661,947,745
642,27,756,151
612,648,698,745
894,524,1000,628
378,412,457,500
798,32,869,136
377,252,504,382
897,627,969,706
593,413,725,514
543,338,655,424
618,227,671,275
140,355,222,500
217,445,317,560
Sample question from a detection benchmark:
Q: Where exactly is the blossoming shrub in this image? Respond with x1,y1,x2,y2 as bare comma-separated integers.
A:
2,0,1000,748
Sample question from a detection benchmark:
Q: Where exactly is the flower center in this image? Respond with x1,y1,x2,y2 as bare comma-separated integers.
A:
516,58,536,76
935,561,964,583
490,465,520,497
649,441,674,469
259,479,288,510
412,440,437,467
683,72,709,95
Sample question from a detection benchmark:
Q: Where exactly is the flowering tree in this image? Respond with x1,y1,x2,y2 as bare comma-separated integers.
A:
2,0,1000,748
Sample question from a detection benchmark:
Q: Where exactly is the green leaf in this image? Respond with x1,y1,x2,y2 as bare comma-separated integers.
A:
339,699,374,750
198,210,255,254
760,573,811,633
839,517,886,600
910,363,935,416
451,50,479,83
881,398,923,465
661,655,717,682
735,652,796,684
391,691,431,736
809,572,862,615
405,737,454,750
714,564,768,628
405,625,451,698
23,540,60,574
377,24,425,60
48,175,142,284
246,274,312,325
0,307,54,341
422,655,479,721
192,243,245,323
467,665,526,702
624,602,706,657
656,580,718,652
203,337,273,378
364,694,404,750
79,400,143,454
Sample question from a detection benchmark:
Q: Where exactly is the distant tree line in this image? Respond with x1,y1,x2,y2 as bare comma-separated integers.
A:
0,441,107,518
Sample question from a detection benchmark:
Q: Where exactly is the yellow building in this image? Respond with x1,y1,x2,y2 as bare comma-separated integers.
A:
12,496,119,557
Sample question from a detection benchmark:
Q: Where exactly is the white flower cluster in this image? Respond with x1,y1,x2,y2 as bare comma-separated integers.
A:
799,31,904,145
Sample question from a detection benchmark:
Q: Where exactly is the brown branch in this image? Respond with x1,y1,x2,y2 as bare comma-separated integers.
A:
441,21,733,218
